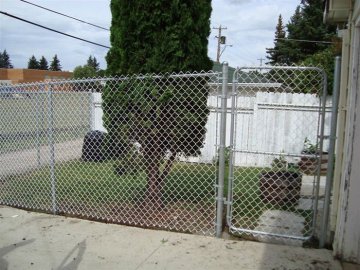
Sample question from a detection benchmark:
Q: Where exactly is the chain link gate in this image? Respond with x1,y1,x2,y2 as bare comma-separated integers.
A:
226,66,330,243
0,71,222,236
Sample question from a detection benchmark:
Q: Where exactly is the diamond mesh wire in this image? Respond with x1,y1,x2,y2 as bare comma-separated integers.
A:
227,66,330,241
0,72,221,235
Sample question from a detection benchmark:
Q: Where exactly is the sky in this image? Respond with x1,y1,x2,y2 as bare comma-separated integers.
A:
0,0,300,71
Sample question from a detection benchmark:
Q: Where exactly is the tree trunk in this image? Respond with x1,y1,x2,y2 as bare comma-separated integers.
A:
146,161,161,206
144,151,176,208
143,143,162,207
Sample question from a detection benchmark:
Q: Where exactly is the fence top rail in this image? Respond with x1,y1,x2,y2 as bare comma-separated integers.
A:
0,70,221,91
235,65,325,72
233,65,326,82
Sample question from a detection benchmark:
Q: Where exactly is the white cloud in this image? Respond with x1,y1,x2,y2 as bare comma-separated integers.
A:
0,0,299,71
209,0,299,67
0,0,110,70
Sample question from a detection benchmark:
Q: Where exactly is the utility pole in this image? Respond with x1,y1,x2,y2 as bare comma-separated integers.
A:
257,57,265,66
213,25,227,62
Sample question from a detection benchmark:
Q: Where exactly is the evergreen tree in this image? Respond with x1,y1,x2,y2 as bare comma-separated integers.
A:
283,6,303,64
87,56,100,71
0,50,13,68
49,54,62,71
27,55,40,69
39,56,49,70
106,0,212,75
266,1,336,65
104,0,212,204
286,0,336,62
266,15,287,65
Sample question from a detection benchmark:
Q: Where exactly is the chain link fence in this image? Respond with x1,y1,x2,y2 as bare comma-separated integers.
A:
226,66,330,243
0,65,332,242
0,72,221,235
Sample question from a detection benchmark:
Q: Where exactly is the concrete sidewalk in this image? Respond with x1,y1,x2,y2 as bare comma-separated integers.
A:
1,139,82,177
0,206,342,270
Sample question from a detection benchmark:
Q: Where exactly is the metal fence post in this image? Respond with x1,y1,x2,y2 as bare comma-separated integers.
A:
47,83,57,214
312,68,328,237
89,90,95,131
226,69,237,226
319,56,341,247
35,89,41,167
216,62,228,237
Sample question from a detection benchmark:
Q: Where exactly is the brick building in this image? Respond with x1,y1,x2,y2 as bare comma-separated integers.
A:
0,68,72,84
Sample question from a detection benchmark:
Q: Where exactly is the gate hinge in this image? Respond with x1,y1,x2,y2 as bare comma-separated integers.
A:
224,200,232,205
215,196,225,202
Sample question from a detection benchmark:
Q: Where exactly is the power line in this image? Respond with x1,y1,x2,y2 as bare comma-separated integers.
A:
0,11,110,49
276,38,335,44
19,0,109,31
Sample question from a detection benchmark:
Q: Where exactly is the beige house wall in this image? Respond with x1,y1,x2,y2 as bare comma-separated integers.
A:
329,0,360,264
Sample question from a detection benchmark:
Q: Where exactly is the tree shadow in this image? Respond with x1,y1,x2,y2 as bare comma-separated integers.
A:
0,239,36,270
56,240,86,270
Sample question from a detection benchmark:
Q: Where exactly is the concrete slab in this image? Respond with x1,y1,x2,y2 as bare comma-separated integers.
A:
301,175,326,196
296,198,324,211
254,210,305,246
0,206,342,270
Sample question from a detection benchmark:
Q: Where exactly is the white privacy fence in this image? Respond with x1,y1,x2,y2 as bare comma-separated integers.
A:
91,91,332,167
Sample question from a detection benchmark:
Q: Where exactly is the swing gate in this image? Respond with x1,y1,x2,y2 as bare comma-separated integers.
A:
224,65,330,242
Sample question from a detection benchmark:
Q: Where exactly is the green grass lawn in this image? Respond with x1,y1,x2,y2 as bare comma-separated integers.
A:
0,160,216,210
0,159,312,236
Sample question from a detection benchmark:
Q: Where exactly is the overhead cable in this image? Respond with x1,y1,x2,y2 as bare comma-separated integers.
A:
19,0,109,31
276,38,335,44
0,11,110,49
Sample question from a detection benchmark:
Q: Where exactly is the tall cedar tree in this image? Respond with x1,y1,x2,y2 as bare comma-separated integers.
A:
39,56,49,70
87,56,100,71
28,55,40,69
266,15,287,65
104,0,212,204
0,50,13,68
49,54,62,71
106,0,212,74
